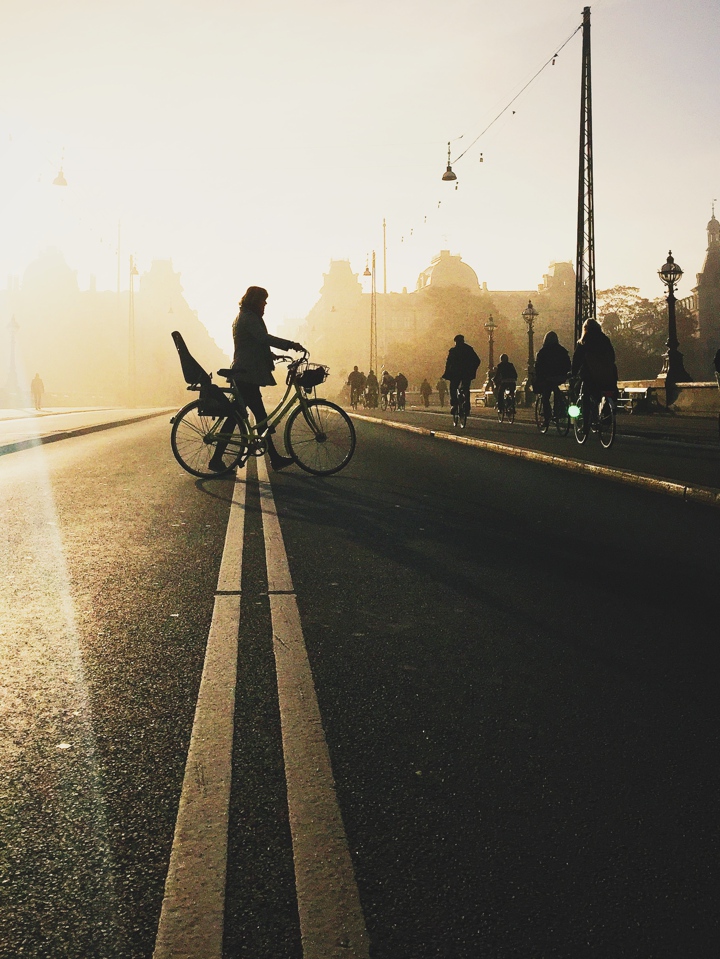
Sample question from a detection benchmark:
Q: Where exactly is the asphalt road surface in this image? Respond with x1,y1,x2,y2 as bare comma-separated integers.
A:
1,414,719,958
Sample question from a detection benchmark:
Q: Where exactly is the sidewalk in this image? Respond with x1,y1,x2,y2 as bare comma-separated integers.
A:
0,407,173,455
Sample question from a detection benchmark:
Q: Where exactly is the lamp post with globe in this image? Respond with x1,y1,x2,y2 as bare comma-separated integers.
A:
483,315,497,404
521,300,538,405
657,251,691,403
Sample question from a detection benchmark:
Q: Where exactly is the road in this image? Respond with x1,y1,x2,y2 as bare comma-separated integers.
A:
1,412,719,958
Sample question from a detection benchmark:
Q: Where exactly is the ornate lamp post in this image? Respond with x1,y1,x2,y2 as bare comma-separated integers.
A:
364,252,377,374
521,300,538,405
657,251,691,403
483,315,497,403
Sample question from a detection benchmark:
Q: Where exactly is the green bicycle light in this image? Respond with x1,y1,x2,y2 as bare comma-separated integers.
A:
568,404,581,418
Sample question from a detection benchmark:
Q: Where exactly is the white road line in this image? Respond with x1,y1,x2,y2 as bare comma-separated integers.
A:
153,472,247,959
257,456,370,959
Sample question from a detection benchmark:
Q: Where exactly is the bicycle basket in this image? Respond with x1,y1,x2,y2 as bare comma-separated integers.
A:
297,363,329,392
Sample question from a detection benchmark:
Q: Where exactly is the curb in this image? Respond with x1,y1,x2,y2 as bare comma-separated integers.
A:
0,410,173,457
349,412,720,509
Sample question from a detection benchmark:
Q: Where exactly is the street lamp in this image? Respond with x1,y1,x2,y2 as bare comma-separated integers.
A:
483,315,497,403
657,250,691,401
521,300,538,404
366,251,377,374
441,142,457,182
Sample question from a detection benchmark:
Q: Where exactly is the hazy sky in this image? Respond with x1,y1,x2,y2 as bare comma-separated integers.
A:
1,0,718,353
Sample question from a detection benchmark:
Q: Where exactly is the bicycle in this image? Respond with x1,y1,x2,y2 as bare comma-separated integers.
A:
571,384,616,449
169,331,356,477
396,390,406,411
496,386,516,424
380,389,397,411
350,386,361,410
534,388,570,436
452,385,470,428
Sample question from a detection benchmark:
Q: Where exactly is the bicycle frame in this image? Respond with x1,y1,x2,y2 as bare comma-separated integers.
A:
199,359,320,456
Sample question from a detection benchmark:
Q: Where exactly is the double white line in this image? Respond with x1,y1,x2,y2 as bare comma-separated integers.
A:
153,459,369,959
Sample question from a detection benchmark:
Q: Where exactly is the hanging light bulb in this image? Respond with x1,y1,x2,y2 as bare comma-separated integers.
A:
53,166,67,186
441,141,457,182
363,256,371,277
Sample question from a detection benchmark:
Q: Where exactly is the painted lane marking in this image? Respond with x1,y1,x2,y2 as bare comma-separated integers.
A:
257,455,370,959
349,412,720,507
153,472,247,959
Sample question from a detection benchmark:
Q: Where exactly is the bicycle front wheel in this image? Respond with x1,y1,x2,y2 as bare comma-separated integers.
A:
573,401,588,445
555,394,570,436
285,400,356,475
598,397,616,449
170,400,247,478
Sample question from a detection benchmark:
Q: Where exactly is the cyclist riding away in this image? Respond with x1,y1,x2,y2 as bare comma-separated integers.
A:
571,318,618,413
365,369,379,408
493,353,517,413
209,285,304,472
347,365,364,408
534,331,571,427
443,334,481,419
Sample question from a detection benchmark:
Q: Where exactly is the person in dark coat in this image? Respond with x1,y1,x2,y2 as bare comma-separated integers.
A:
209,285,304,471
492,354,518,413
419,378,433,407
442,334,481,416
571,318,618,404
436,378,448,407
535,331,571,426
395,372,408,410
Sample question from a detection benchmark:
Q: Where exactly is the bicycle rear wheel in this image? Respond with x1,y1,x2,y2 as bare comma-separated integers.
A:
554,394,570,436
573,399,588,445
170,400,247,477
535,395,548,433
284,399,356,475
598,397,616,449
380,394,388,410
507,396,515,424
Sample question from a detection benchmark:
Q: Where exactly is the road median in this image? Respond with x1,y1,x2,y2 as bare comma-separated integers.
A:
349,412,720,508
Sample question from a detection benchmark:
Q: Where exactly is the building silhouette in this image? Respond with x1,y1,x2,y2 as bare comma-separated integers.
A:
0,249,228,407
298,250,576,384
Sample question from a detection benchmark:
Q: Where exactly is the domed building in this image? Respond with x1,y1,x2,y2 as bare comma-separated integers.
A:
416,250,481,291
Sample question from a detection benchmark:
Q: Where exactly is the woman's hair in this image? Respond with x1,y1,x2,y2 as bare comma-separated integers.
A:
240,286,269,313
579,317,603,345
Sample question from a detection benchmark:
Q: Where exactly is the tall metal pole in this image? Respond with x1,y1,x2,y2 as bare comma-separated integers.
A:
370,250,377,374
382,218,387,294
574,6,596,343
129,255,137,406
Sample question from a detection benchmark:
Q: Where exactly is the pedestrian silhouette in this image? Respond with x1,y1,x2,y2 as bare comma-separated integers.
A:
30,373,44,410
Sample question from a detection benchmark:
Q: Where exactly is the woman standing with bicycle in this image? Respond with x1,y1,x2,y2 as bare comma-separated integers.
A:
209,285,305,472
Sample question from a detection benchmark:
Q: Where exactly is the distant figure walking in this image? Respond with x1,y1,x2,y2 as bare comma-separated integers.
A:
436,378,448,407
30,373,45,410
419,378,433,407
442,334,481,417
209,286,305,472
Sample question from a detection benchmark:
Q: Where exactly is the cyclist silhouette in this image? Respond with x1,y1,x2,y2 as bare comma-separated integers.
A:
443,334,480,417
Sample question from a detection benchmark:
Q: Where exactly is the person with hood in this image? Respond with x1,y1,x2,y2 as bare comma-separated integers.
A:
535,331,571,426
395,371,408,410
209,285,305,472
571,318,618,405
442,334,481,418
492,354,518,414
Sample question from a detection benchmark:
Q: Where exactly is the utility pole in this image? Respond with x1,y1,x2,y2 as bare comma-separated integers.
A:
382,218,387,294
370,250,377,373
574,5,596,343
